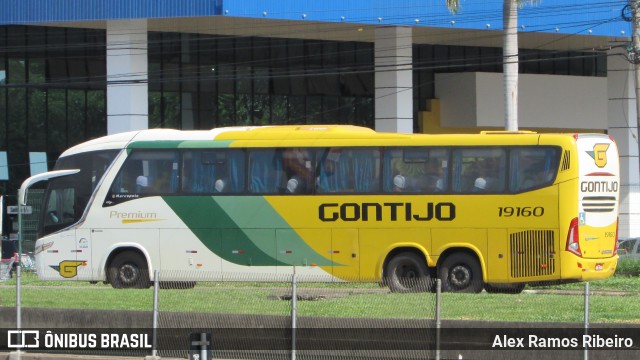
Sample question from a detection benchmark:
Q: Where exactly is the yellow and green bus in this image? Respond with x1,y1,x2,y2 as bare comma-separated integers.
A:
25,125,620,292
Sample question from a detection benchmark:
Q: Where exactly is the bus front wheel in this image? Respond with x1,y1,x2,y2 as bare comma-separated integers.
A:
439,253,483,293
385,252,432,293
108,251,150,289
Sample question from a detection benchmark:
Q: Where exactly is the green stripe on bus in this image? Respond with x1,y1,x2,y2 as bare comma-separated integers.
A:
127,140,233,149
162,196,333,267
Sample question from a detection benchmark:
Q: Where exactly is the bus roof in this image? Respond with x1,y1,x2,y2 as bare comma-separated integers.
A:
60,125,608,157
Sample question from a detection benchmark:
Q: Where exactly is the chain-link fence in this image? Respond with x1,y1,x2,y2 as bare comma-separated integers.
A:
2,268,640,359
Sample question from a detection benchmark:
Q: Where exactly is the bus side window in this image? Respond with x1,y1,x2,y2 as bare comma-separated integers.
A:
452,148,506,193
182,150,246,194
317,148,380,193
510,147,559,192
110,150,179,195
249,150,284,194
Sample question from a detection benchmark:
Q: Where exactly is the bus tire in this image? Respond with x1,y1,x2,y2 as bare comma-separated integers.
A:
484,283,525,294
385,252,432,293
108,251,150,289
439,253,483,293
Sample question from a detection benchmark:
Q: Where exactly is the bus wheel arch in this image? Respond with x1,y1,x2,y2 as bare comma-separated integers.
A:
106,248,151,289
383,248,434,293
437,249,483,293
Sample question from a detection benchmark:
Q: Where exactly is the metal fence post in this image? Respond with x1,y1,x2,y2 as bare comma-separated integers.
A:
435,278,441,360
291,269,297,360
152,270,159,358
16,191,23,332
584,281,589,360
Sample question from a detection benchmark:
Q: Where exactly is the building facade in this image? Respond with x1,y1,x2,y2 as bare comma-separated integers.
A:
0,0,638,236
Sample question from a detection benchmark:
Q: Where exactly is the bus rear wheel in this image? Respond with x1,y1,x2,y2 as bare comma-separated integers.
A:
108,251,150,289
439,253,483,293
385,252,432,293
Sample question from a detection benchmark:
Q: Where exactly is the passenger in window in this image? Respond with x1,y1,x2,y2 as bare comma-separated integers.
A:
214,179,227,193
136,176,150,193
283,148,312,193
424,161,445,192
393,175,406,192
479,158,500,191
472,177,487,192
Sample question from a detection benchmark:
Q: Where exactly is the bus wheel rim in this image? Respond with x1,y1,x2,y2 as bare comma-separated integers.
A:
450,265,471,288
119,264,138,283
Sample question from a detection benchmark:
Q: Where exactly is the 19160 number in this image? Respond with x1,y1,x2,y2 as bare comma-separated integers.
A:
498,206,544,217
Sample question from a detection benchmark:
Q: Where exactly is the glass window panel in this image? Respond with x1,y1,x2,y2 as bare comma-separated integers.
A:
288,96,305,123
46,27,66,57
67,90,86,145
7,26,26,58
29,152,48,175
316,148,380,193
510,147,560,192
596,52,607,77
384,148,448,193
217,64,235,93
86,90,106,139
149,91,162,129
87,59,106,89
148,62,162,92
248,149,285,194
182,149,245,194
8,59,26,84
323,96,340,123
162,92,180,128
163,62,181,92
48,89,67,152
110,150,179,195
254,67,269,94
271,95,288,123
451,148,507,193
554,52,569,75
252,94,271,125
27,89,47,151
235,37,251,63
0,87,5,148
48,58,68,83
235,93,252,125
197,91,216,129
237,66,251,93
217,93,236,126
0,152,8,180
28,59,46,83
0,56,6,84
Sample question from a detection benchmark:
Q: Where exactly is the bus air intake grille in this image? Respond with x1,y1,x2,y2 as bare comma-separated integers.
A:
510,230,555,278
581,196,616,213
560,150,570,171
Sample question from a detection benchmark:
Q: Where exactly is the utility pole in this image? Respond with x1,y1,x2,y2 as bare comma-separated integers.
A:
631,1,640,132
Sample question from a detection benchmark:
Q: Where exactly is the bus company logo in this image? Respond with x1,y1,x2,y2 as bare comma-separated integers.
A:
319,202,456,222
587,143,609,168
7,330,40,348
49,260,86,278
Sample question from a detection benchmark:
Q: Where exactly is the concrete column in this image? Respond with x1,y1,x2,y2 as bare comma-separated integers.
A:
607,47,640,238
106,19,149,134
374,26,413,133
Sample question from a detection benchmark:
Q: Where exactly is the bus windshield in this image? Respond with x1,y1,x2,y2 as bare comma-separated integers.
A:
41,150,119,236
